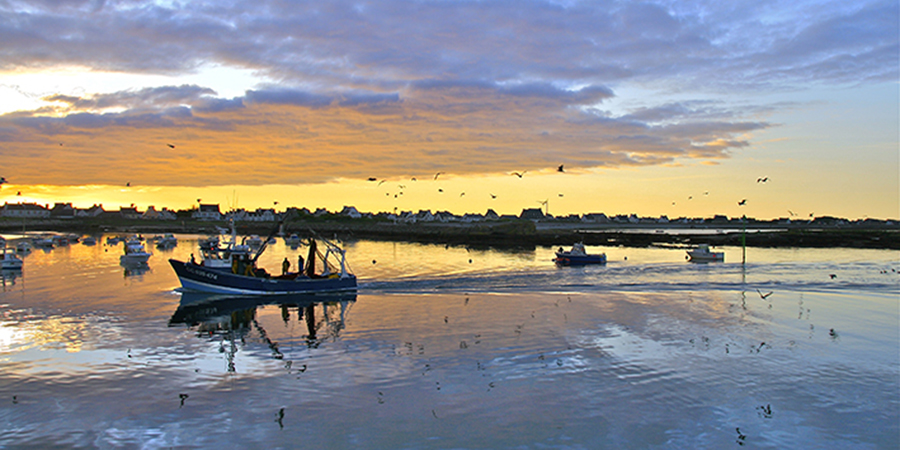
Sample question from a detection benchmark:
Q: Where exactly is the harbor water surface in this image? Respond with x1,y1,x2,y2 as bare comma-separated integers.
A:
0,236,897,449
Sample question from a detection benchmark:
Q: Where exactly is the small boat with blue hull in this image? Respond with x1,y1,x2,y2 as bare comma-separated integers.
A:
170,222,356,295
554,243,607,265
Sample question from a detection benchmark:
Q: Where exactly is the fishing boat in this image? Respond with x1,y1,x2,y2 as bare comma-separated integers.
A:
169,222,356,295
686,244,724,262
16,241,31,253
554,243,607,265
1,247,24,270
120,236,152,264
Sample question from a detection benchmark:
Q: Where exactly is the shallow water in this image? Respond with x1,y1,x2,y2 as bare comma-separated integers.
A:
0,236,897,449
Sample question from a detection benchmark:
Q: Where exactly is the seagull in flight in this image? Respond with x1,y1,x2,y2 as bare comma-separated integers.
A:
757,177,768,183
490,193,496,199
167,143,175,149
511,171,527,178
756,289,773,299
0,177,7,185
367,177,377,182
557,164,564,172
434,172,444,180
738,199,747,206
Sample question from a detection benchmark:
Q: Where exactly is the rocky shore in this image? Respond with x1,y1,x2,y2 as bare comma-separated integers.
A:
3,217,898,249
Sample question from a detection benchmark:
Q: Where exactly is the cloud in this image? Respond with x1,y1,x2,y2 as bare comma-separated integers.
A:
0,0,894,187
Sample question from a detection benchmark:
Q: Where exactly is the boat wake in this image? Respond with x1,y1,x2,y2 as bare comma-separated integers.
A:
360,261,900,295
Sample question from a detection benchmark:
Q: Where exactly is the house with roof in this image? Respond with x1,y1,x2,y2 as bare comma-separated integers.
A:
193,204,222,221
50,203,76,219
119,206,141,219
0,202,50,218
75,204,105,218
520,208,545,220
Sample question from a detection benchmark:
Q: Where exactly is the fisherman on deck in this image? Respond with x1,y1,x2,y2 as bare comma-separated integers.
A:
282,257,290,275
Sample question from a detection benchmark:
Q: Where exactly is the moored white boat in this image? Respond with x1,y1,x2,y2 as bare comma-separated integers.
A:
686,244,724,262
120,236,152,264
1,247,24,270
156,234,177,249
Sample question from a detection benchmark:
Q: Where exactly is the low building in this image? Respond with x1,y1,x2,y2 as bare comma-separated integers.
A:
1,202,50,218
193,204,222,221
49,203,76,219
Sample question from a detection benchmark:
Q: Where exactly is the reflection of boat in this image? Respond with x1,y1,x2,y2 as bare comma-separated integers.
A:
554,243,606,265
169,291,357,327
121,260,150,276
687,244,724,262
120,236,152,264
1,269,20,287
0,247,23,270
170,222,357,295
169,292,355,372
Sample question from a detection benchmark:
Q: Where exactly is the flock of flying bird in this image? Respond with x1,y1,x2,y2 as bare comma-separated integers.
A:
1,142,812,219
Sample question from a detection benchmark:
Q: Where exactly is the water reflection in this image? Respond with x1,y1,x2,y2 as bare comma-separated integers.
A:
169,292,356,371
1,269,20,288
121,260,151,277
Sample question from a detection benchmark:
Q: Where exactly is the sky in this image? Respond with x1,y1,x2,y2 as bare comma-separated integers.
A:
0,0,897,220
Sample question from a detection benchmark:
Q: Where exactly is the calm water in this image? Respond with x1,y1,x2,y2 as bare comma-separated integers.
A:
0,235,897,449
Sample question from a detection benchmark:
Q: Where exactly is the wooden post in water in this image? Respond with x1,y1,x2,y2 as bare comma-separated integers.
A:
741,215,747,265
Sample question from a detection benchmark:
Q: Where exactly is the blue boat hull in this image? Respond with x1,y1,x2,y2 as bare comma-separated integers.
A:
169,259,357,295
554,252,607,265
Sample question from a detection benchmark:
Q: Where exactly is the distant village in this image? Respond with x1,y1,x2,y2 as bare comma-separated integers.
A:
0,201,896,229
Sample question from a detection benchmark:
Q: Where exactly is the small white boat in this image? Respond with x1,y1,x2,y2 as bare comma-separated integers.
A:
245,235,263,248
284,233,302,247
33,235,55,248
120,236,152,264
687,244,724,262
1,247,24,270
156,234,177,249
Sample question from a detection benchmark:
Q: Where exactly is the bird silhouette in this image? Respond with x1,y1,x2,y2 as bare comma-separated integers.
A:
377,180,386,186
126,182,131,187
757,177,768,183
557,164,564,172
490,193,496,199
438,188,443,193
459,192,465,197
511,171,527,178
167,143,175,149
756,289,773,299
16,191,21,196
434,172,444,180
0,177,7,184
738,199,747,206
788,210,796,216
367,177,377,182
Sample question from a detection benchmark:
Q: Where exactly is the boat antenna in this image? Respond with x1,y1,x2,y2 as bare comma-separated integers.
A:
250,217,286,265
